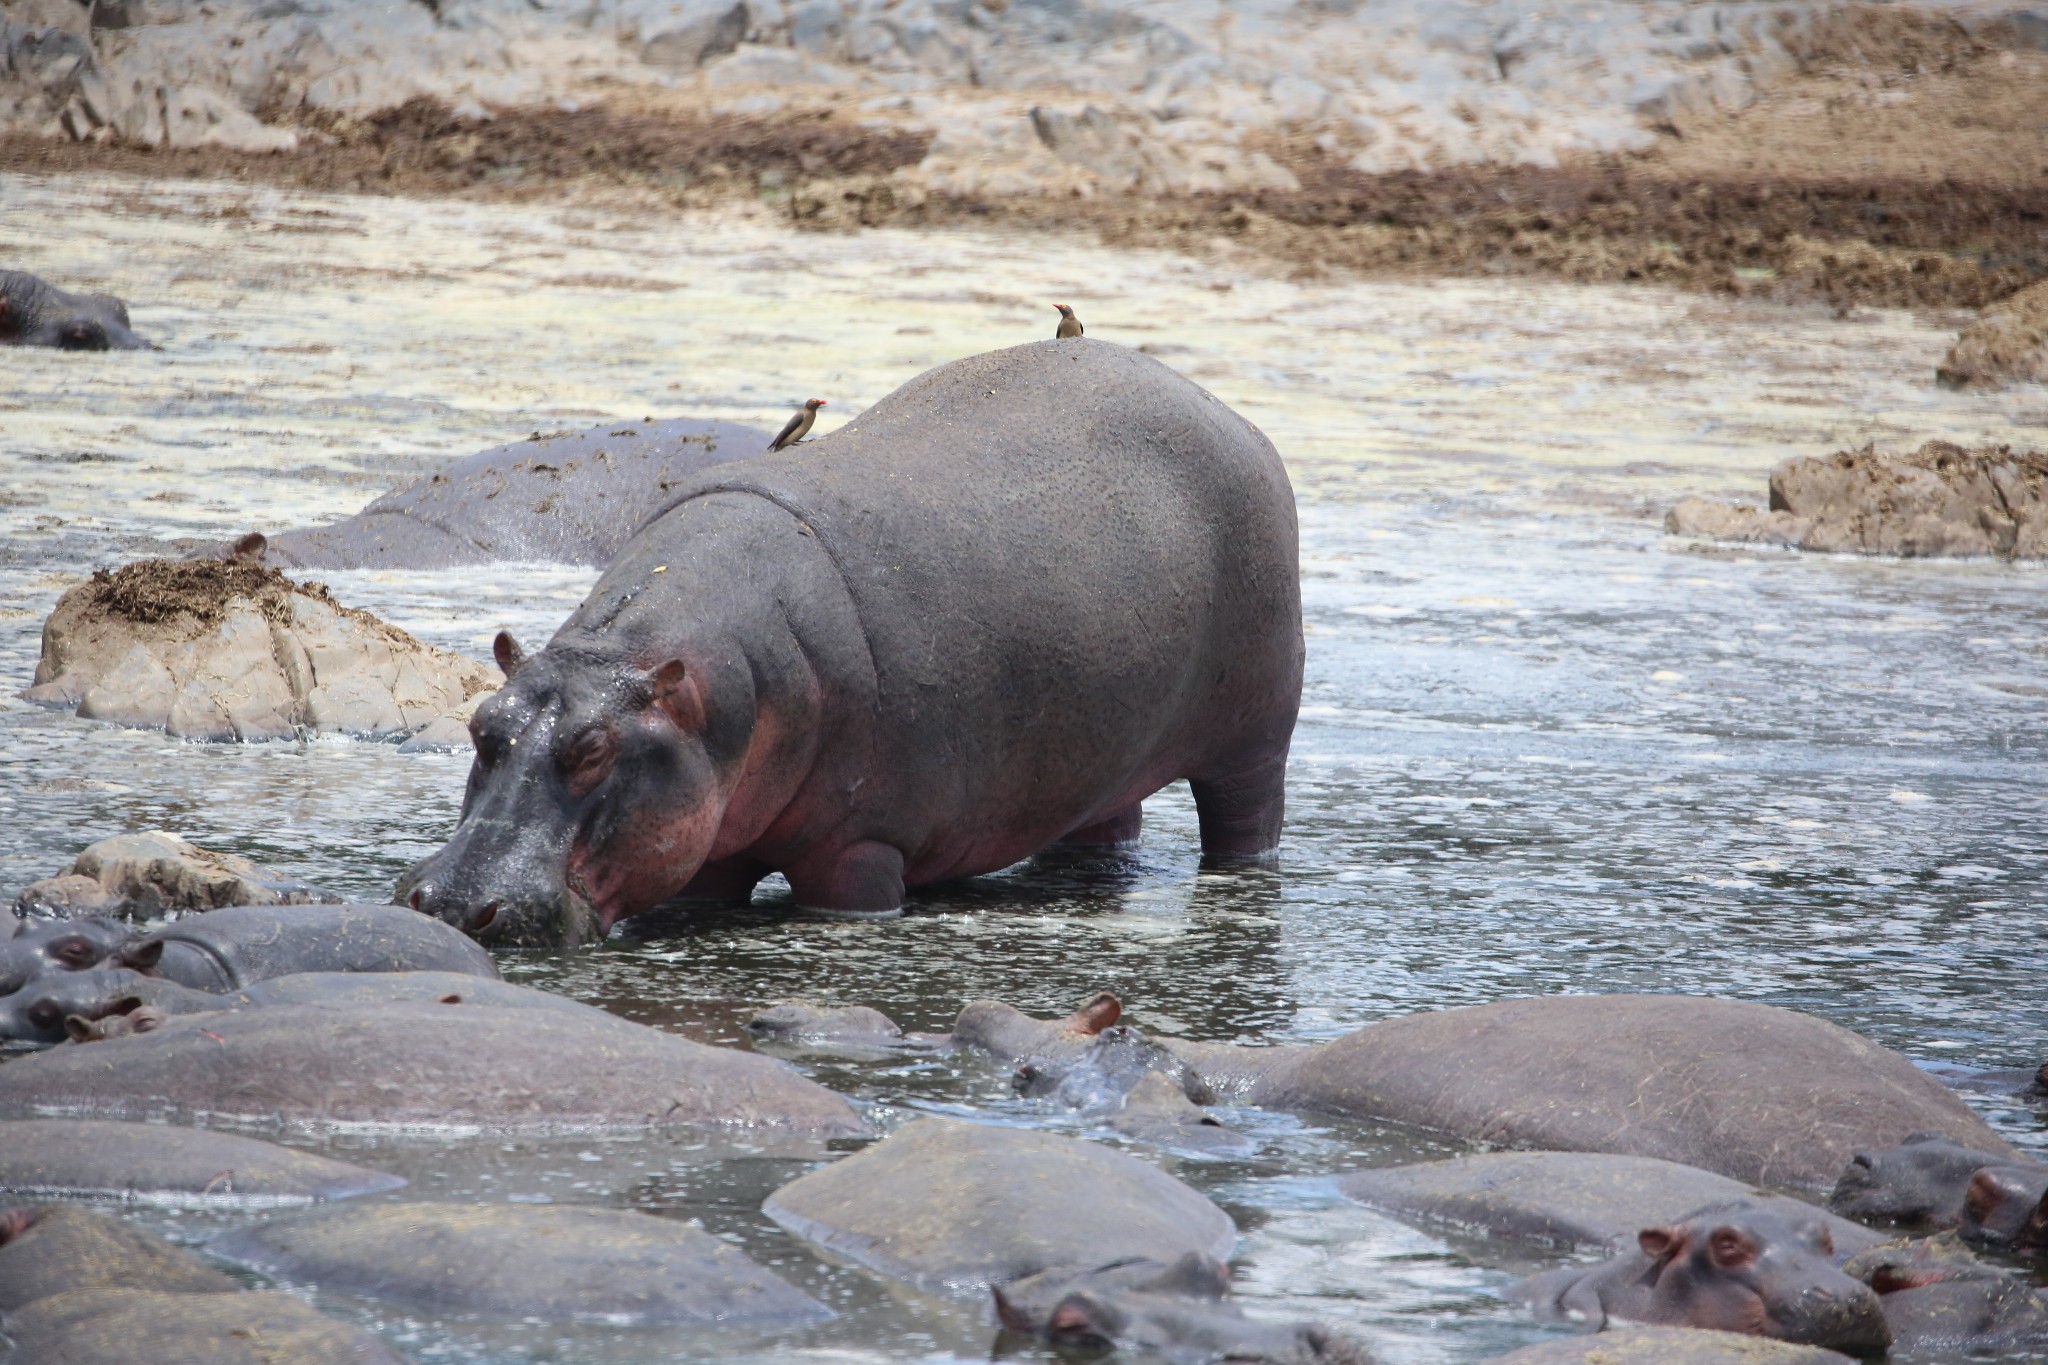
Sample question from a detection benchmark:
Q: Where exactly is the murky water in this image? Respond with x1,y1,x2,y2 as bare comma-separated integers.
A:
1,170,2046,1364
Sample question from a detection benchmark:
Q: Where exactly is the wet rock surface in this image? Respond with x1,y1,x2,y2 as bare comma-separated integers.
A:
12,829,339,917
253,417,767,571
1666,442,2048,560
762,1116,1237,1290
1343,1151,1883,1257
0,1000,870,1135
1940,279,2048,388
20,557,500,741
0,1119,404,1204
210,1200,831,1323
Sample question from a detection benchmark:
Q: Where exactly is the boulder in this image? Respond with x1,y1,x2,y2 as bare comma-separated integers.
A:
1665,443,2048,560
1483,1326,1855,1364
1341,1152,1882,1257
0,1286,408,1364
12,830,339,918
20,557,500,742
1939,279,2048,388
210,1201,831,1323
762,1117,1236,1291
0,1119,404,1204
0,1002,871,1136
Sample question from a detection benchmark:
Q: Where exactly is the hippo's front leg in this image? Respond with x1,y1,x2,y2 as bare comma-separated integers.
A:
1190,751,1288,858
673,856,771,905
786,841,905,918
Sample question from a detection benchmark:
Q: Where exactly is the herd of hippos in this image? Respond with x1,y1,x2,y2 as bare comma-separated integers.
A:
4,264,2047,1363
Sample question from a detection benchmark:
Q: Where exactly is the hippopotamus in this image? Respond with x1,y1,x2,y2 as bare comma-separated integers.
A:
0,967,598,1045
744,1001,925,1056
209,1201,830,1324
0,917,138,995
0,1001,868,1136
1342,1152,1882,1259
2,1286,408,1365
0,1119,403,1204
1959,1161,2048,1253
993,1253,1370,1364
1484,1326,1859,1364
401,339,1302,944
762,1117,1236,1291
1843,1234,2048,1352
1509,1201,1890,1355
241,417,767,571
1828,1134,2048,1252
123,903,501,991
1104,1070,1259,1157
0,1204,237,1310
1014,1022,1214,1111
0,269,150,351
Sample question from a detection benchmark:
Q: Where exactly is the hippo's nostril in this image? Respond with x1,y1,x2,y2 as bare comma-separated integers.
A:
470,903,500,933
409,889,423,912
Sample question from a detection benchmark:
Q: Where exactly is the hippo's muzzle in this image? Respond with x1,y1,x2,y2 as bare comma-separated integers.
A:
397,823,603,950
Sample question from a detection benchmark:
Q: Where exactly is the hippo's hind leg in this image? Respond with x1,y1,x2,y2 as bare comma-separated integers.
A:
1190,751,1286,859
785,840,906,919
1057,804,1142,849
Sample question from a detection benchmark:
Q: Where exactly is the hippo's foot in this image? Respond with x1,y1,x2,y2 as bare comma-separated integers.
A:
1191,752,1287,858
787,840,906,917
1057,805,1143,849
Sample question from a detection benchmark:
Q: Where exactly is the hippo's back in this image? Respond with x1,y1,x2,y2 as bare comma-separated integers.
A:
628,340,1302,871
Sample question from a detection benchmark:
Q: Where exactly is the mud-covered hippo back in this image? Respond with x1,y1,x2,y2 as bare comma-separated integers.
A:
627,340,1301,839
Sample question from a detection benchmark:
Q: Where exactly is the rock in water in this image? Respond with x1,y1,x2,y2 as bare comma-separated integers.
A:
1272,994,2010,1190
210,1201,831,1323
13,830,339,918
1939,280,2048,389
21,557,499,741
254,417,767,571
763,1116,1236,1290
1665,442,2048,560
0,1119,404,1204
0,1002,870,1137
0,1287,407,1364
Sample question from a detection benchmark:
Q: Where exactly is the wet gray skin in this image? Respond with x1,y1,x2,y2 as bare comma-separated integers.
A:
248,418,768,571
123,902,502,991
0,1203,238,1310
1845,1233,2048,1353
209,1201,831,1324
0,1001,870,1135
1344,1152,1883,1259
1510,1201,1891,1356
1013,1022,1216,1111
1958,1162,2048,1253
0,1287,409,1365
1828,1133,2027,1228
0,269,150,351
1104,1070,1260,1157
762,1117,1237,1292
0,1119,404,1204
993,1253,1374,1364
0,917,139,995
1483,1326,1864,1364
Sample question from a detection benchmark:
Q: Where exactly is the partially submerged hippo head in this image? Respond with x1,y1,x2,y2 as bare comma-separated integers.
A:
0,270,150,351
1014,1023,1214,1113
1829,1132,2018,1228
0,968,167,1046
994,1253,1369,1363
399,631,747,946
0,919,139,997
1960,1164,2048,1254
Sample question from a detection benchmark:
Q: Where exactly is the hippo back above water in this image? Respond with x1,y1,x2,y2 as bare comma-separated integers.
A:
0,270,150,351
403,340,1303,944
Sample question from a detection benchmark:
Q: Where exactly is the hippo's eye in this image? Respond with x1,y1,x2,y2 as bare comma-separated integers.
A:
559,726,618,799
25,1002,60,1030
51,937,96,967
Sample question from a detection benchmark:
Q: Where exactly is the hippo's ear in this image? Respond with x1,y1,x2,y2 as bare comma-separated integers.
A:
650,659,707,734
1637,1226,1687,1266
1045,1292,1123,1348
1065,991,1121,1035
116,940,164,973
1147,1251,1231,1300
63,1014,98,1043
990,1286,1034,1335
494,631,527,678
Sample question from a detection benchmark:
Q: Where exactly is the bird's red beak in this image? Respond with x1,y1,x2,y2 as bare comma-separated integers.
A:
814,399,826,407
1053,303,1065,312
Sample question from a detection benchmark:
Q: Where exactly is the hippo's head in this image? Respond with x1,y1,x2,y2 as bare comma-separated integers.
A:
399,631,749,947
1014,1023,1214,1112
1829,1133,2017,1227
0,918,139,997
0,968,160,1046
1959,1165,2048,1253
1636,1203,1890,1354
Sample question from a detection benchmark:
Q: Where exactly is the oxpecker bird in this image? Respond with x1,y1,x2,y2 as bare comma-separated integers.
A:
770,398,826,452
1053,303,1083,339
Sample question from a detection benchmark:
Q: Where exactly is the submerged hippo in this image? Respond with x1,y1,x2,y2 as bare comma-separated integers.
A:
1844,1234,2048,1352
0,1119,403,1204
401,340,1303,944
210,1201,829,1324
0,917,137,995
2,1286,406,1365
123,903,500,991
1484,1326,1859,1364
994,1253,1371,1364
246,417,767,571
0,269,150,351
1510,1202,1890,1355
1829,1134,2048,1252
0,1204,237,1310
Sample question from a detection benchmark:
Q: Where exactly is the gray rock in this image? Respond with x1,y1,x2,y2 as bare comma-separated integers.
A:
0,1286,408,1364
0,1119,404,1204
1341,1151,1882,1257
629,0,751,69
1939,279,2048,389
254,417,767,571
1483,1326,1855,1364
763,1116,1235,1291
0,1002,870,1136
210,1201,830,1323
12,830,339,919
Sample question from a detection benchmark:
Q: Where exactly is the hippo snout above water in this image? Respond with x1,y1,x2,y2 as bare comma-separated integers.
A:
0,270,151,351
399,340,1302,946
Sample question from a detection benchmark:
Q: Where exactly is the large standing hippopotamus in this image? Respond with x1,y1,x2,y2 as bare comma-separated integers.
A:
401,340,1303,944
0,269,150,351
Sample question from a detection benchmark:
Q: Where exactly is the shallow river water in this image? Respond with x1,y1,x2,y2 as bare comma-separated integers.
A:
1,170,2046,1364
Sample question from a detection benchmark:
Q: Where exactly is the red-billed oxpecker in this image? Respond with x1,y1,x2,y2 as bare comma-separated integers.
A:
1053,303,1083,339
769,398,827,452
